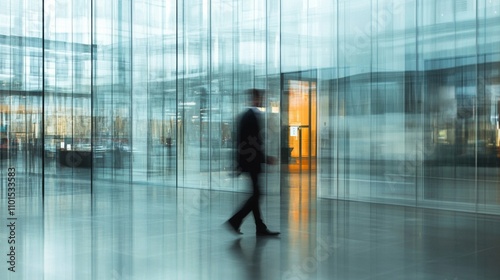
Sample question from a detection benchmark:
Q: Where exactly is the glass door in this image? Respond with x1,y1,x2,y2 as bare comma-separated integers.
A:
281,71,317,173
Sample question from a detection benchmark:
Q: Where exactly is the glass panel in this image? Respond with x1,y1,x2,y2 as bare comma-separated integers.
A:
176,0,209,189
44,0,93,277
210,0,238,192
420,0,478,210
314,0,500,214
477,0,500,214
93,0,133,184
0,1,44,278
92,1,133,278
2,3,500,263
129,0,177,185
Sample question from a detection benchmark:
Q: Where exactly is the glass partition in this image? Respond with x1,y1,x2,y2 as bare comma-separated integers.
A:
5,0,500,278
0,2,45,278
314,0,500,215
1,1,500,237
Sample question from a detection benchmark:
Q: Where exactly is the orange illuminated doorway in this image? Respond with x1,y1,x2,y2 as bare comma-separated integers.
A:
281,71,317,173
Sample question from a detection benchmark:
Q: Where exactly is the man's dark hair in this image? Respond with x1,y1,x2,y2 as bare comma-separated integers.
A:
246,88,264,100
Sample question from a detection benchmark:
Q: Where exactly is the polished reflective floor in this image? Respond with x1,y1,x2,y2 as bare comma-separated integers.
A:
2,171,500,280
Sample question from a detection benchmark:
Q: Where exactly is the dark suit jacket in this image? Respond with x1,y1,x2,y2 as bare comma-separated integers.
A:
236,108,265,173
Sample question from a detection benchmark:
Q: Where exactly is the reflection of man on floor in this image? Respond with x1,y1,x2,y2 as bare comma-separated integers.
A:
226,89,279,236
228,238,271,280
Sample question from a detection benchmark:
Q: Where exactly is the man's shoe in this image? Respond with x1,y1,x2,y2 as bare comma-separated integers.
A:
256,229,280,236
225,219,243,235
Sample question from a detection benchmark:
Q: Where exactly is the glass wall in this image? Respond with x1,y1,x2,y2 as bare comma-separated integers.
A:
315,0,500,215
1,0,500,220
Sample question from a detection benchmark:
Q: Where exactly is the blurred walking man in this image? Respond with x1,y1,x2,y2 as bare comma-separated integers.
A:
226,88,279,237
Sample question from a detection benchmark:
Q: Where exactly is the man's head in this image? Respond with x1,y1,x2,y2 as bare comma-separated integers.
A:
246,88,264,108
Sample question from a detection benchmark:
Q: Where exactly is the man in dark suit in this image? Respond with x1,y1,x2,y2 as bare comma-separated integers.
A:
226,89,279,236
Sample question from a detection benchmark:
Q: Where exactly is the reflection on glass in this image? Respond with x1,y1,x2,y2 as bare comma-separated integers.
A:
0,0,498,220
